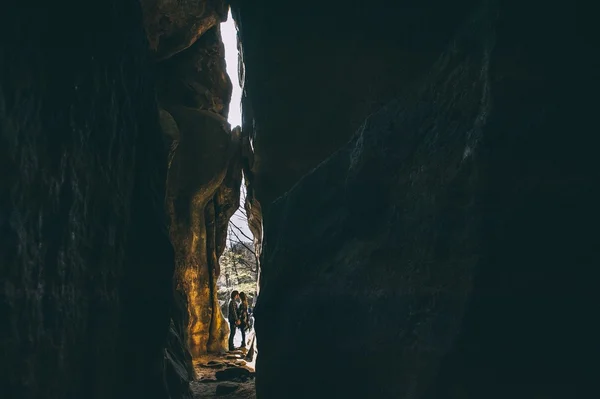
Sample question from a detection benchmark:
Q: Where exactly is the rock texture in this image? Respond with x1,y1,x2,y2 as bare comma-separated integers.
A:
156,25,232,117
0,1,174,398
141,0,228,60
165,107,239,358
145,2,238,395
215,382,240,395
154,15,241,357
192,353,256,398
234,0,598,398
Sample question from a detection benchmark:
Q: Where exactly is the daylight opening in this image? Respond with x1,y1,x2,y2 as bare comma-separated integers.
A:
218,10,258,361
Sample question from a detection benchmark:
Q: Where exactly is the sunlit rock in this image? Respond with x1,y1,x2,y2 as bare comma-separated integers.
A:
167,108,241,356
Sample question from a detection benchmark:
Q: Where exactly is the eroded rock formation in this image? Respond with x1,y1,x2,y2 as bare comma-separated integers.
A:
148,2,242,359
166,111,239,357
234,0,597,398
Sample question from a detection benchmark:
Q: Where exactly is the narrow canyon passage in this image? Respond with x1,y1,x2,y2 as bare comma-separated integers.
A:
1,1,597,399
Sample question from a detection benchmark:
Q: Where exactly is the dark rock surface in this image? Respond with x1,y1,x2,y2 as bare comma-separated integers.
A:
215,367,252,382
236,1,598,398
232,0,478,209
165,317,195,399
0,0,175,398
216,382,240,395
157,25,232,117
207,360,225,366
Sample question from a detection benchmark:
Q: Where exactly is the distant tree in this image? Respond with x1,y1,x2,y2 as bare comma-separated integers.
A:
218,181,258,304
221,241,256,279
218,241,258,307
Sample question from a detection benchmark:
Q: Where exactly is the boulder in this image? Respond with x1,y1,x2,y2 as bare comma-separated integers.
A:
215,367,252,382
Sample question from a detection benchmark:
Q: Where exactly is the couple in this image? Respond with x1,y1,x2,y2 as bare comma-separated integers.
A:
228,290,250,351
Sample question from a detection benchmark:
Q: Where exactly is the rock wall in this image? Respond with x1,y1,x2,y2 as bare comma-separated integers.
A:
1,0,243,397
232,0,478,208
0,1,175,398
148,1,242,358
234,0,598,398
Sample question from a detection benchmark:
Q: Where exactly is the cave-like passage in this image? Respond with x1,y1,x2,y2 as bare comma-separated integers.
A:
186,11,259,397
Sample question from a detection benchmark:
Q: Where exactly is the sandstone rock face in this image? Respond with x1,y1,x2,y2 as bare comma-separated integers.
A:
166,109,239,357
0,1,174,398
146,0,239,362
157,23,240,358
151,8,235,395
235,0,597,398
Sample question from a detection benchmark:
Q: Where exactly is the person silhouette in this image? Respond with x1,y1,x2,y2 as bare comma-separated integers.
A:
228,291,240,351
238,292,249,348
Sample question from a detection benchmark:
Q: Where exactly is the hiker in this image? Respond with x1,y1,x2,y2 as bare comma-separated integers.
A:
228,290,240,351
238,292,250,348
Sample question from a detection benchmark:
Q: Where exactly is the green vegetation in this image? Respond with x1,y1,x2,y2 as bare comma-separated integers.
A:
217,241,258,307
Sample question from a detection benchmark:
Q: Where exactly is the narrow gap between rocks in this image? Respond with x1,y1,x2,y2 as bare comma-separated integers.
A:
189,10,258,399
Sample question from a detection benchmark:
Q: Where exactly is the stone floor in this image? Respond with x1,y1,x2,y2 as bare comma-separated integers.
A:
191,331,256,398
